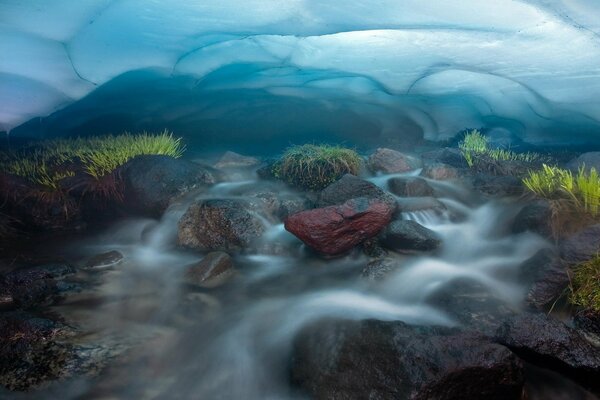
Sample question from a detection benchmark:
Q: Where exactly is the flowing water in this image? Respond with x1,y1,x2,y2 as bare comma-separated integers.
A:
9,171,553,400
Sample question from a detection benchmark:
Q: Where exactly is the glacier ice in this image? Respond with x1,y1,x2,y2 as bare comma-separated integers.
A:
1,0,600,144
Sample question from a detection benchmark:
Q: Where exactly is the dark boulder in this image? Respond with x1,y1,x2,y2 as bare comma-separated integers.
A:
0,311,72,390
495,313,600,389
471,174,524,197
214,151,260,169
1,263,76,309
387,176,434,197
518,250,570,310
421,147,468,168
318,174,397,210
566,152,600,173
560,224,600,265
184,251,234,288
120,155,222,217
426,279,517,335
367,148,422,174
512,200,554,239
381,219,441,253
178,199,266,252
292,319,524,400
284,197,394,255
420,163,460,180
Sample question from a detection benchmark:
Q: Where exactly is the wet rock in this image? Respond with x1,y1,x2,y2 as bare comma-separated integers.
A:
518,250,569,310
229,183,310,220
361,257,402,280
396,196,448,214
380,219,441,253
184,252,234,288
120,155,223,217
1,263,76,309
560,224,600,265
511,200,554,239
317,174,397,210
574,311,600,343
292,319,524,400
421,147,468,168
420,163,460,180
367,148,422,174
494,313,600,389
178,199,266,252
214,151,260,169
360,237,388,258
85,250,124,270
426,279,517,335
284,197,394,256
471,174,524,197
567,152,600,173
0,311,72,390
387,176,434,197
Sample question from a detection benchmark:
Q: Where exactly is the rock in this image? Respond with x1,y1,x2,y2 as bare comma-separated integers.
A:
426,279,517,335
495,313,600,389
317,174,397,210
518,250,569,310
512,200,554,239
292,319,524,400
120,155,222,217
420,163,460,180
471,174,524,197
227,182,311,220
178,199,266,252
184,252,234,288
380,219,441,252
560,224,600,265
387,176,434,197
0,311,73,390
85,250,123,270
566,152,600,173
421,147,469,168
1,263,76,309
284,197,394,255
367,148,422,174
396,196,448,214
361,257,402,280
574,311,600,342
214,151,260,169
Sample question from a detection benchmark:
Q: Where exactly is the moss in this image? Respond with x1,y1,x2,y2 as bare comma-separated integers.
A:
570,256,600,312
272,144,361,190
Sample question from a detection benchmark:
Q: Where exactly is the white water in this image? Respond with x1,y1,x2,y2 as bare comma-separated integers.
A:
22,173,549,399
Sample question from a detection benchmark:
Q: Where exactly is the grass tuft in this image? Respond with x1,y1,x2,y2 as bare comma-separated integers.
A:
570,256,600,312
272,144,361,190
459,129,542,169
523,164,600,216
0,130,185,191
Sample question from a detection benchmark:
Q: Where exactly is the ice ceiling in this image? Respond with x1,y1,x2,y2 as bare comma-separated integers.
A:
1,0,600,147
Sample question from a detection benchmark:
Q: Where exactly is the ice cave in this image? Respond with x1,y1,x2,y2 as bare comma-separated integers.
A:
2,1,600,399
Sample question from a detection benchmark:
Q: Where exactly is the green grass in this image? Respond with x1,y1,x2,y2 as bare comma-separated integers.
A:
459,129,541,168
570,255,600,312
0,130,185,190
272,144,362,190
523,164,600,216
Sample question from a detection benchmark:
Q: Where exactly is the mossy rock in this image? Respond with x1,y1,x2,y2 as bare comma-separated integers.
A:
272,144,361,190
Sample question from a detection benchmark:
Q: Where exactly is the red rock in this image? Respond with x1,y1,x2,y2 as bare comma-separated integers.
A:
368,148,421,174
284,197,394,255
